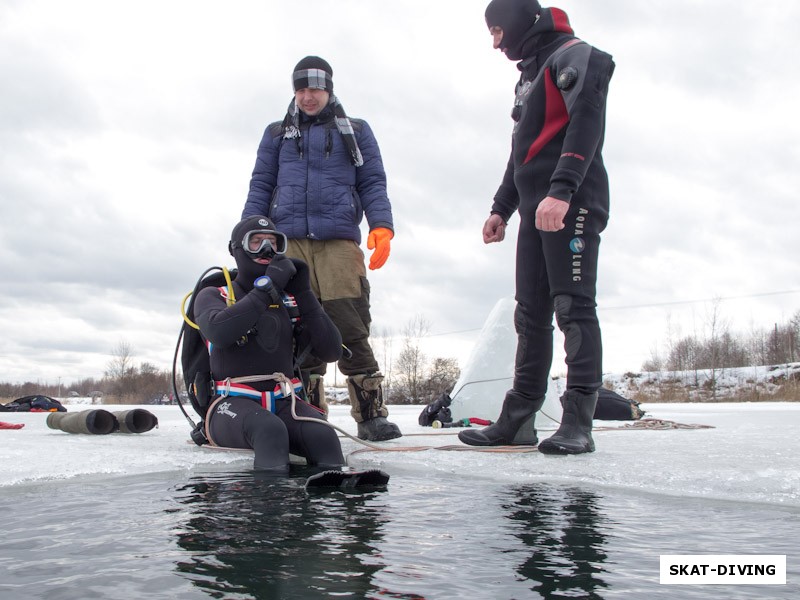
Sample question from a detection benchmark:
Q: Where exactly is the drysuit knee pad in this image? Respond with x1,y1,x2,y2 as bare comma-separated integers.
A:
554,294,582,360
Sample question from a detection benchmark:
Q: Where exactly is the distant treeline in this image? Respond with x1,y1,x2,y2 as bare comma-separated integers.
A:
630,306,800,402
3,309,797,405
0,364,173,405
1,333,461,406
642,308,799,373
0,341,173,404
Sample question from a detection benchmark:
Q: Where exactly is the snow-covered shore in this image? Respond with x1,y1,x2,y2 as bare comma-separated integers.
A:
601,363,800,402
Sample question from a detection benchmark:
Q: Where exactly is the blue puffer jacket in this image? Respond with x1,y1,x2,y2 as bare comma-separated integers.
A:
242,106,393,244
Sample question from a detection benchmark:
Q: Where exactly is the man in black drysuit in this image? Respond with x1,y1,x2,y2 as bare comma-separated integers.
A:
193,216,345,472
460,0,615,454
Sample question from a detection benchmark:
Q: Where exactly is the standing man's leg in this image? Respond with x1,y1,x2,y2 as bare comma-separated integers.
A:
285,240,329,413
323,291,402,440
460,210,552,446
537,200,607,454
288,239,401,441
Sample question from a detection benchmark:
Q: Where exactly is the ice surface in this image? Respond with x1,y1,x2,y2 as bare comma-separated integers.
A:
1,402,798,507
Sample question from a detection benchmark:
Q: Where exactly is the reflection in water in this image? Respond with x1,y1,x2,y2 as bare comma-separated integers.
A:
504,485,609,599
171,469,389,599
170,471,612,599
3,467,794,598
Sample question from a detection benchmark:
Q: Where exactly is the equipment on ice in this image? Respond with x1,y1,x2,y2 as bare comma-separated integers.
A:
46,409,158,435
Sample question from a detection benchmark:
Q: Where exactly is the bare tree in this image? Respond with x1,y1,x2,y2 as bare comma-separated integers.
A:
106,341,135,380
105,340,136,397
667,336,698,372
642,344,664,373
135,362,170,401
372,326,395,397
395,314,430,403
790,310,800,362
704,297,725,400
422,357,461,401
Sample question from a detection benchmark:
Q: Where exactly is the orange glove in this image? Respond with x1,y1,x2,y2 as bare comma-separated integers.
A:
367,227,393,270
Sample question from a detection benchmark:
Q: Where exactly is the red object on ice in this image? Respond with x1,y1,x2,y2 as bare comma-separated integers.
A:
468,417,493,426
0,421,25,430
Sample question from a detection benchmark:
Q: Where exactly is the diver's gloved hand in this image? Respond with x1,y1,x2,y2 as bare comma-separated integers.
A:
285,258,323,316
264,255,296,291
285,258,311,294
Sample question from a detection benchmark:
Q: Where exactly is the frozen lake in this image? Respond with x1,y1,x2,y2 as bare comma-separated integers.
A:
1,402,797,598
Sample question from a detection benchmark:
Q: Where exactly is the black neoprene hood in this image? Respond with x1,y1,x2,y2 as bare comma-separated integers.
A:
485,0,542,54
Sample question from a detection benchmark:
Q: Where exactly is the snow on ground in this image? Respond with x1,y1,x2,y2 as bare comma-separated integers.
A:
1,402,798,508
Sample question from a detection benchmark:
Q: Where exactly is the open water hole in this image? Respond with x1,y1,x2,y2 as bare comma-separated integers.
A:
0,467,797,599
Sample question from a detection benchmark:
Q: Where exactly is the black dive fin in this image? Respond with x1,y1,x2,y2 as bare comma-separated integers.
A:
305,469,390,490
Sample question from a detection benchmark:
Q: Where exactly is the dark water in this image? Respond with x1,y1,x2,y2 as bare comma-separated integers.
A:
0,468,797,599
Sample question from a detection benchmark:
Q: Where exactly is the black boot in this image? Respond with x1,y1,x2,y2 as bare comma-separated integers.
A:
357,417,402,441
538,389,598,455
458,390,543,446
347,374,402,441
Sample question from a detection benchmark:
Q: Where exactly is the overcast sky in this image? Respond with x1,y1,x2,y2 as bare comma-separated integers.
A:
2,0,799,387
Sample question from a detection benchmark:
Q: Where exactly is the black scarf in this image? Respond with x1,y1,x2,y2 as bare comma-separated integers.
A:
281,95,364,167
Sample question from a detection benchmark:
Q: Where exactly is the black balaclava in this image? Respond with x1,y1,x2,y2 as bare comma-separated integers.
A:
292,55,334,93
228,215,283,289
485,0,542,60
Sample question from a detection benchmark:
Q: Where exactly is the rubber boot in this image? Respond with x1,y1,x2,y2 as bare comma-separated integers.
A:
113,409,159,434
458,390,543,446
537,389,598,455
46,409,118,435
307,374,329,416
347,374,402,441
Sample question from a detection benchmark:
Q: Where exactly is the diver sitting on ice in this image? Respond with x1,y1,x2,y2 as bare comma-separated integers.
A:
191,216,345,473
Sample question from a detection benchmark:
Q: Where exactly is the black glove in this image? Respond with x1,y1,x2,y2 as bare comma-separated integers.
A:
284,258,323,315
264,255,296,291
284,258,312,294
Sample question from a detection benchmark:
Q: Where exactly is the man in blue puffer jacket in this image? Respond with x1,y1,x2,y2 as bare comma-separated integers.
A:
242,56,401,441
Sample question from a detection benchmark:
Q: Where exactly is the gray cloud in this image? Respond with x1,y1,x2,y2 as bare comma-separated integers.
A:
1,0,799,385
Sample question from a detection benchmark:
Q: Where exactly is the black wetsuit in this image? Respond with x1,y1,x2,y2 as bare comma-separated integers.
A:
490,9,615,397
194,257,344,470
